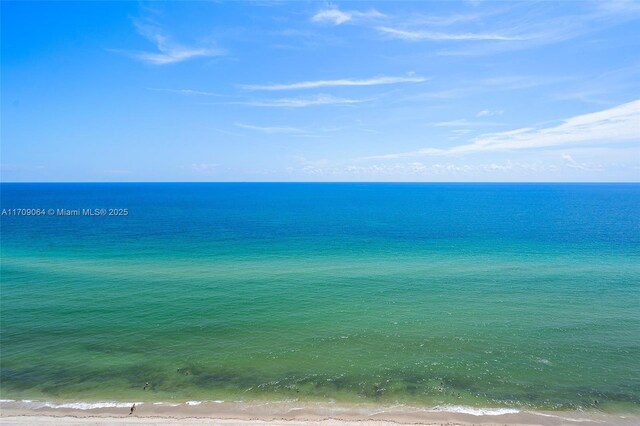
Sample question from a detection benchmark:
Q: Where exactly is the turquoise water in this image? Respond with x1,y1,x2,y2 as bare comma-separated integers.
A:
1,183,639,412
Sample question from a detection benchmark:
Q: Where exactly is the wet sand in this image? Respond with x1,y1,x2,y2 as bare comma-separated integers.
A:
1,400,638,426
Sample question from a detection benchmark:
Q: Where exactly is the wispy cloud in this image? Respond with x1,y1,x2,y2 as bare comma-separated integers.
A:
561,154,601,171
240,75,427,91
312,9,351,25
404,75,565,102
235,122,307,134
377,26,524,41
235,123,337,138
298,160,558,178
238,94,364,108
477,109,504,117
131,46,223,65
114,22,224,65
311,8,385,25
365,99,640,159
373,2,640,57
437,3,640,56
551,64,640,106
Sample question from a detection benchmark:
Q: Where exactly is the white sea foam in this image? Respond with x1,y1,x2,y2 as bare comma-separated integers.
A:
42,401,142,410
534,412,603,423
432,405,520,416
185,400,202,406
3,400,143,410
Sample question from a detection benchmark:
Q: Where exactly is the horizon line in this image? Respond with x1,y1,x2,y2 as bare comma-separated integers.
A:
1,181,639,185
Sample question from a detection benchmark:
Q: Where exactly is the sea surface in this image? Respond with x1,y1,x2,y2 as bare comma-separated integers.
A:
1,183,639,413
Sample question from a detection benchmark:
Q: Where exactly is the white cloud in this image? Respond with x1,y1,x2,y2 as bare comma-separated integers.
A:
239,94,364,108
240,75,427,91
403,75,564,102
596,0,640,14
299,160,557,177
115,22,224,65
432,4,640,56
374,2,640,57
240,76,427,91
377,26,524,41
365,99,640,159
132,47,223,65
312,8,385,25
235,123,307,134
561,154,601,171
477,109,504,117
312,9,352,25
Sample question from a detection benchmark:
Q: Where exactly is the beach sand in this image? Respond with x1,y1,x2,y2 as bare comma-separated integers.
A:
2,400,638,426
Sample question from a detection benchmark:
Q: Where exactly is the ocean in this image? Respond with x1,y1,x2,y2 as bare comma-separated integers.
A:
1,183,639,413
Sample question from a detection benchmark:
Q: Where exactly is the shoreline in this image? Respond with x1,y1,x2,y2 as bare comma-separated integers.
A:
2,399,639,425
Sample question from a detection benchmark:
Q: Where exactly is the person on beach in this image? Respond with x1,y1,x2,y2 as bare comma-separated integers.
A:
129,403,136,415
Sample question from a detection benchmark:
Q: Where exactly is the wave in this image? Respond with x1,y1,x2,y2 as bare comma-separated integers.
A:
431,405,520,416
2,399,519,416
0,399,229,410
185,400,224,405
535,412,605,423
1,400,142,410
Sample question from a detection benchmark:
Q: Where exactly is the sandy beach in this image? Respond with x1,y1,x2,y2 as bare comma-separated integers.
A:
2,400,638,426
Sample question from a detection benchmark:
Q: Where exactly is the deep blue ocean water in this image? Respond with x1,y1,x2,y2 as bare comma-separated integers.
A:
1,183,639,412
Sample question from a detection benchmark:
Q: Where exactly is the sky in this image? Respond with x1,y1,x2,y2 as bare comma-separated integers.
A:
1,1,639,182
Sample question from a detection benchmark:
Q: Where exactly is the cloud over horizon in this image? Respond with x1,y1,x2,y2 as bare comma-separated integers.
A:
365,99,640,160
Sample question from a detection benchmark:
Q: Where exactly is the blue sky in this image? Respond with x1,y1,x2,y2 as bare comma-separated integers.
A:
2,1,639,182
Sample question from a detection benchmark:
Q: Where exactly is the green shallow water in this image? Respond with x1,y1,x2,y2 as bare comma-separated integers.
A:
1,183,639,412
